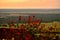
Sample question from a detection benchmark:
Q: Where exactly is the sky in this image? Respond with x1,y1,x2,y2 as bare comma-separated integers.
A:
0,0,60,9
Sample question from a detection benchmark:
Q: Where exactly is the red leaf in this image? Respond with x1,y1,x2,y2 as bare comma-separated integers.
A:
18,16,21,20
25,34,31,40
10,28,13,32
32,19,39,25
16,32,20,35
28,16,31,24
3,28,6,32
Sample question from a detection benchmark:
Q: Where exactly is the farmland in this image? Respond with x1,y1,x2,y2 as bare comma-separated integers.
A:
0,13,60,40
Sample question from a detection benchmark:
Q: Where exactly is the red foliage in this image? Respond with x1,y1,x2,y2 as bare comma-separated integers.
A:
16,32,20,35
33,16,35,18
25,34,31,40
18,16,21,20
48,27,53,30
10,28,13,30
10,20,14,23
32,19,39,25
20,24,24,29
28,16,31,25
3,28,6,32
20,24,25,33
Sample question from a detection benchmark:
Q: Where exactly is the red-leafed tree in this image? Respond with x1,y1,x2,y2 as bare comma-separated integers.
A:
16,32,20,35
19,24,25,34
3,28,7,33
32,19,40,25
33,16,35,18
9,20,14,28
28,16,31,25
18,16,21,20
48,27,54,31
25,34,32,40
18,16,22,23
10,20,14,24
9,28,14,33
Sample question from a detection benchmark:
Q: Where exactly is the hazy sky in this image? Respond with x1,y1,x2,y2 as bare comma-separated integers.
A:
0,0,60,9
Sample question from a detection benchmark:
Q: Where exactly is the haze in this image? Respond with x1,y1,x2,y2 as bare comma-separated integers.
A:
0,0,60,9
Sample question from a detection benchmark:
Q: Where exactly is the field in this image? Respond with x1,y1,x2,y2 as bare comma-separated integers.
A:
0,21,60,30
0,21,60,40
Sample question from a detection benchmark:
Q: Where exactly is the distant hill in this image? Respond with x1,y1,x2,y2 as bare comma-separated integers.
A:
0,14,60,24
0,9,60,24
0,9,60,13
